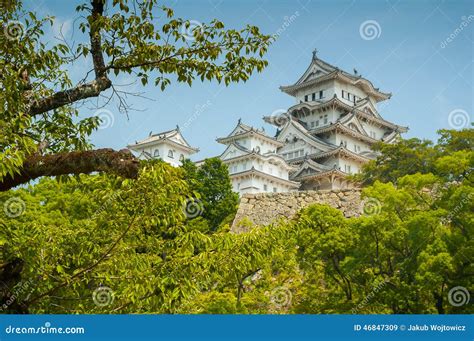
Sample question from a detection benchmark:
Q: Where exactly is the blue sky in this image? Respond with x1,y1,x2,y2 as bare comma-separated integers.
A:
28,0,473,159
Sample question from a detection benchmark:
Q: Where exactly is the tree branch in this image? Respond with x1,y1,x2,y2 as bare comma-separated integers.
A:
0,149,139,192
28,77,112,116
28,0,111,116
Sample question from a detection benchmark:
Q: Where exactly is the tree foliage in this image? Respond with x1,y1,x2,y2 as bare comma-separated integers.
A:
354,129,473,185
293,129,473,314
0,0,272,190
182,158,238,231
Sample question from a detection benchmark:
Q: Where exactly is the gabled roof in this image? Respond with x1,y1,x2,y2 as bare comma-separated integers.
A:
128,126,199,153
279,53,391,102
311,145,372,163
338,113,369,135
354,97,382,118
230,167,300,188
217,120,283,147
310,123,378,145
219,142,251,160
220,143,296,171
276,119,335,151
293,168,348,181
271,97,407,133
291,159,332,179
382,131,400,144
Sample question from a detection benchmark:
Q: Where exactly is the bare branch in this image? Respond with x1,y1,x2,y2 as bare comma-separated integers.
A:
27,0,111,116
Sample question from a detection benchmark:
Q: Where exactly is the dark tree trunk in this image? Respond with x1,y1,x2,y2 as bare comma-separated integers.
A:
0,258,29,314
0,149,139,192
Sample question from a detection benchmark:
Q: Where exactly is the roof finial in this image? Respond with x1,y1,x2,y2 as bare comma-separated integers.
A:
312,48,318,60
238,118,241,124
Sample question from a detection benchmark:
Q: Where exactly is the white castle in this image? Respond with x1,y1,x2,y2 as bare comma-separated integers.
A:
127,126,199,167
128,51,408,195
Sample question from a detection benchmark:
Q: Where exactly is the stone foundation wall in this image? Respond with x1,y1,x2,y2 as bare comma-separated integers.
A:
231,189,363,233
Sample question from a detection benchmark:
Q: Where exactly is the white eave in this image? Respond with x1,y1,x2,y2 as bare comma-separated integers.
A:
128,127,199,152
293,168,349,181
311,146,371,163
291,159,332,179
128,138,199,153
279,55,392,102
284,97,407,133
230,167,300,188
216,130,283,147
220,144,296,171
276,119,336,151
310,122,378,145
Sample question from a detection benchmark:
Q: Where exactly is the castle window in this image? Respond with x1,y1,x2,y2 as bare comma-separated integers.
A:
154,149,160,157
319,90,323,99
179,154,185,161
324,115,328,124
315,120,319,126
311,121,315,128
237,183,240,190
168,150,174,158
273,187,277,193
342,90,345,98
304,95,308,102
264,184,268,191
312,93,316,101
345,165,351,173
